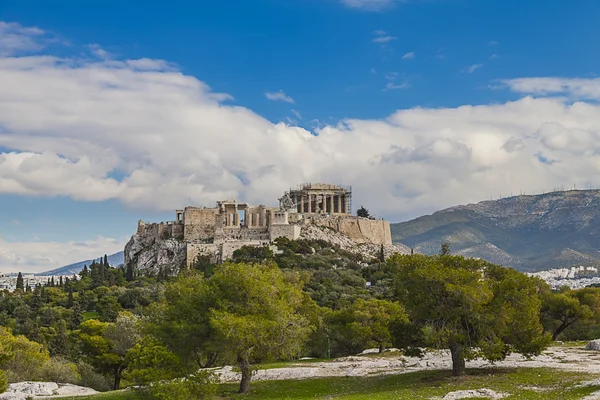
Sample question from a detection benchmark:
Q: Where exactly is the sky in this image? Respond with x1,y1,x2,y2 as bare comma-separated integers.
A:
2,0,600,272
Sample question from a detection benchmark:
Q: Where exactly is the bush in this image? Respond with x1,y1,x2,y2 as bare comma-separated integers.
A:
76,361,111,392
0,370,7,393
41,357,80,384
146,371,216,400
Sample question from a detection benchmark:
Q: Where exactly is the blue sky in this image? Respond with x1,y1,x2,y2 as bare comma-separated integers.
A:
2,0,600,271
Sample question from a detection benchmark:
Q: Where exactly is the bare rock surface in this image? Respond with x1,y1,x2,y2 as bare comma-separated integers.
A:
586,340,600,351
124,234,186,275
0,382,97,399
300,225,410,260
211,346,600,383
438,389,509,399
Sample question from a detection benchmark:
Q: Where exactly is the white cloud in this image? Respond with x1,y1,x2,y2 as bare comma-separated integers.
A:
3,23,600,238
463,63,483,74
265,90,295,103
384,82,408,90
402,52,415,60
341,0,399,11
0,21,48,56
0,236,126,274
503,77,600,100
373,36,397,43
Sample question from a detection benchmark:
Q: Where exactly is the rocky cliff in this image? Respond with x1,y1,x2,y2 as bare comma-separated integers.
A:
391,190,600,271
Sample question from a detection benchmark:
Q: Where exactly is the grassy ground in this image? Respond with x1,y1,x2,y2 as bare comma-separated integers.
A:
57,367,600,400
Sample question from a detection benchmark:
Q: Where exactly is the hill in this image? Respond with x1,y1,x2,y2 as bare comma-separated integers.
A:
391,190,600,272
38,251,125,276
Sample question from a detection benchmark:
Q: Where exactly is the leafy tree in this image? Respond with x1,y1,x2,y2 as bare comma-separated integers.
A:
231,246,274,264
151,263,315,394
541,287,600,340
75,312,141,390
357,206,371,218
392,254,550,376
328,298,407,355
0,326,50,382
15,273,24,291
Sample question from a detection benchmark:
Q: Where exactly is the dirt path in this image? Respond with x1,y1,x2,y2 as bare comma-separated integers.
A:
214,346,600,383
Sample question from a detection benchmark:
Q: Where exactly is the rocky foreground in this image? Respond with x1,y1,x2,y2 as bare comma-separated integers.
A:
0,382,97,399
213,345,600,382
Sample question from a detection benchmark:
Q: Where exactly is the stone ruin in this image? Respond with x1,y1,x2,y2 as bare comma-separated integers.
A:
128,183,392,269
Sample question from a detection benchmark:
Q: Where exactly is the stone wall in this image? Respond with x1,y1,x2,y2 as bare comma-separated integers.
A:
183,207,219,242
269,224,302,241
312,216,392,245
136,220,183,241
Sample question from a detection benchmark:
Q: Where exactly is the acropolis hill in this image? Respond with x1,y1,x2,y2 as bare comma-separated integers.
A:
125,183,401,274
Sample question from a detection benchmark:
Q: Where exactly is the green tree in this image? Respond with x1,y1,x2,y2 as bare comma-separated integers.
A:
439,242,451,256
15,273,24,291
356,206,371,218
392,254,550,376
541,287,600,340
152,263,315,394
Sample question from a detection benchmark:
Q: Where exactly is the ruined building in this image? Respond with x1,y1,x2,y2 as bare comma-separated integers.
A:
126,183,392,271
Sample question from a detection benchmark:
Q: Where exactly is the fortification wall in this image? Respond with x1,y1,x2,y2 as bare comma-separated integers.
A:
313,216,392,245
137,221,183,241
269,224,301,241
183,207,219,242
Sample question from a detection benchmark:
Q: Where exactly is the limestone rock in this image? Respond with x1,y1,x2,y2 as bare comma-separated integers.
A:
124,233,186,276
440,388,509,400
0,382,98,399
585,340,600,351
300,225,410,261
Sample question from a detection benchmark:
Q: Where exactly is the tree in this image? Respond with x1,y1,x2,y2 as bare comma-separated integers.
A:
392,254,550,376
151,263,315,394
15,273,24,291
125,263,135,282
328,298,407,355
208,263,314,393
440,242,451,256
541,287,599,340
357,206,371,218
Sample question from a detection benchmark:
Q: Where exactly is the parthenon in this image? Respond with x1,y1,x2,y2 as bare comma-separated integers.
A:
283,183,352,215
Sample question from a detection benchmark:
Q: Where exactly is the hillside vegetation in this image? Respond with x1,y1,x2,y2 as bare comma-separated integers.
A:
391,190,600,271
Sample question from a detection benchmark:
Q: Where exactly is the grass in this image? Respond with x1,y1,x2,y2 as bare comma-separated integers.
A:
57,367,600,400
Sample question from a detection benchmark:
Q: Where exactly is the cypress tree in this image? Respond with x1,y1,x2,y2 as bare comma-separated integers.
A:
104,254,109,267
126,263,135,282
15,272,24,291
59,276,63,287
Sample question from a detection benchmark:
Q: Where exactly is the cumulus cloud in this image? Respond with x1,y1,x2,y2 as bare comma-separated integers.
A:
503,77,600,100
0,236,126,274
3,23,600,232
0,21,51,56
341,0,400,11
265,90,295,103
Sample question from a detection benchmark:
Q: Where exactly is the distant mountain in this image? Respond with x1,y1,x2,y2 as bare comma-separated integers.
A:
38,251,125,276
391,190,600,272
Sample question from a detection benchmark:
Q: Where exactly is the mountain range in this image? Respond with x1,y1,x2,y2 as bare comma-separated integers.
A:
391,190,600,272
39,252,124,276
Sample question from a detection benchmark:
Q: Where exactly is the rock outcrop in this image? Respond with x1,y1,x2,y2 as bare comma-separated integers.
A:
0,382,97,399
585,340,600,351
124,233,187,276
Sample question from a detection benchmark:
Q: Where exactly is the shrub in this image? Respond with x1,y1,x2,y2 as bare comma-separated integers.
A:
41,357,80,384
0,370,7,393
146,371,216,400
76,361,111,392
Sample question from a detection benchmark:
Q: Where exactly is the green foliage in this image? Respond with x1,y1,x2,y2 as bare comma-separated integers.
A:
357,206,371,218
0,326,50,382
392,254,550,376
145,371,216,400
40,357,81,384
0,370,6,394
15,273,24,291
542,286,600,340
231,245,274,264
77,361,112,392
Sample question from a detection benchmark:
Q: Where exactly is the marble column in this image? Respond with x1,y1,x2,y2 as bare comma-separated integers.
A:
337,195,342,214
307,194,312,213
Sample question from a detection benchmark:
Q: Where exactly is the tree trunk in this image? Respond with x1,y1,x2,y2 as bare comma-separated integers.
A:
113,370,121,390
552,319,577,341
238,355,252,394
450,343,466,377
378,343,385,353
